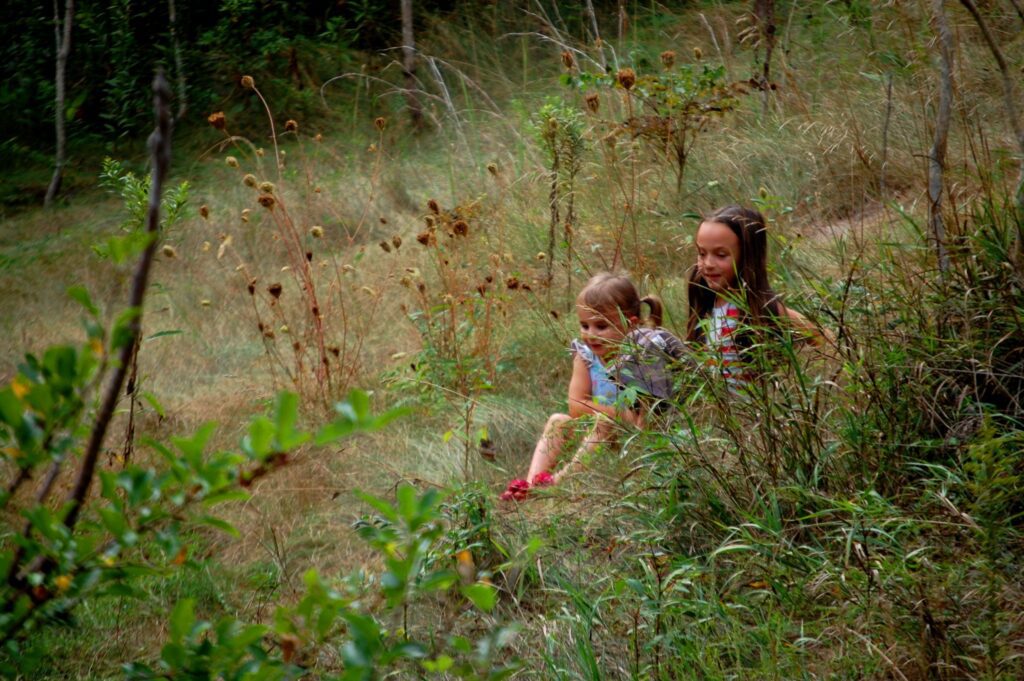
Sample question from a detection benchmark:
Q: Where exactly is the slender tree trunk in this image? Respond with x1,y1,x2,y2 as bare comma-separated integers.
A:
168,0,187,121
755,0,776,116
44,0,74,208
929,0,953,275
958,0,1024,218
400,0,423,130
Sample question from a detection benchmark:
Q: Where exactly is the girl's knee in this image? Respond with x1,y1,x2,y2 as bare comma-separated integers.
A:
545,413,571,429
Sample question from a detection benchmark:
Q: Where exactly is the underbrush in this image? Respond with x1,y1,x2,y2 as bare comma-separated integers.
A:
2,1,1023,678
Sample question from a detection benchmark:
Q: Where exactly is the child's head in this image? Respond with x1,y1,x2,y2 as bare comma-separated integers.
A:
576,272,663,359
687,205,780,340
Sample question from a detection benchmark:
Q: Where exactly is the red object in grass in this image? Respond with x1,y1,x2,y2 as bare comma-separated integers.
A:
499,478,530,501
532,471,554,487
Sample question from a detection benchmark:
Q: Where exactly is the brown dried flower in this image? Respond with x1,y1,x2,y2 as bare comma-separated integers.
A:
561,50,575,70
452,220,469,237
585,92,600,114
284,119,298,132
258,181,275,194
505,276,520,290
162,244,177,258
310,225,324,238
207,111,226,130
242,174,257,188
258,194,276,209
693,46,703,61
225,156,239,168
199,205,210,219
374,116,386,131
486,163,498,176
379,240,392,253
247,279,257,295
267,283,283,299
617,68,636,90
660,50,676,69
416,230,436,247
392,235,402,249
241,75,255,89
427,199,440,215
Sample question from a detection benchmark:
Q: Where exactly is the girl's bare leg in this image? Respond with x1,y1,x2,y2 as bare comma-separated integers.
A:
526,413,572,482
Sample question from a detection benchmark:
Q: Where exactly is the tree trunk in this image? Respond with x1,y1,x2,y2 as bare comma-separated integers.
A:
958,0,1024,219
168,0,187,121
929,0,953,275
755,0,776,116
44,0,74,208
400,0,423,130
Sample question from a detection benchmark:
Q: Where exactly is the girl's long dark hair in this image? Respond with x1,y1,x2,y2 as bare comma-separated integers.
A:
685,205,782,344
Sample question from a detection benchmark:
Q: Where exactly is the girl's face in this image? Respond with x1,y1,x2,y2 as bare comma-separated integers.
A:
577,305,633,359
696,220,741,296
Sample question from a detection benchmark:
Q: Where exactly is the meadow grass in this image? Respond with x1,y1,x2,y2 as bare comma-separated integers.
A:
2,2,1022,678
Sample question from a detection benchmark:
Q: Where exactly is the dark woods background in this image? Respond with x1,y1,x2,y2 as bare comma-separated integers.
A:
2,1,632,149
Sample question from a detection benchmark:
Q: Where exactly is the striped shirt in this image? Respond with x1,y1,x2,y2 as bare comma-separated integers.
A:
702,301,752,388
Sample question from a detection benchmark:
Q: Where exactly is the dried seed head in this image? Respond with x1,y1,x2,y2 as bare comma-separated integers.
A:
660,50,677,69
759,186,769,199
226,156,240,168
258,181,275,194
243,174,258,188
241,208,251,222
617,67,636,90
427,199,440,215
536,251,546,261
486,162,498,176
452,220,469,237
692,46,703,61
284,119,298,132
374,116,386,131
247,279,257,295
343,264,355,273
255,148,265,157
258,194,276,209
305,251,312,262
328,346,340,357
280,324,289,334
379,216,387,224
202,241,211,251
416,230,436,247
241,75,255,89
379,240,392,253
424,215,436,228
314,186,322,193
315,133,323,142
561,50,575,70
310,225,324,238
399,276,412,288
207,111,226,130
200,299,212,307
392,235,402,249
267,283,283,299
162,244,177,258
361,286,376,296
199,205,210,219
505,276,520,290
585,92,600,114
417,281,426,293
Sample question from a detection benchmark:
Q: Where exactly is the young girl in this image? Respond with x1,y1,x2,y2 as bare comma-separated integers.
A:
686,205,825,387
499,272,672,501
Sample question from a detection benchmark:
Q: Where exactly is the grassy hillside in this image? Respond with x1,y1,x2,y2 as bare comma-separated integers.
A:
2,2,1023,678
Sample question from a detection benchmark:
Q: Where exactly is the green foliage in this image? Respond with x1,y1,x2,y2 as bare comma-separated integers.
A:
123,484,520,680
94,157,189,263
0,275,405,671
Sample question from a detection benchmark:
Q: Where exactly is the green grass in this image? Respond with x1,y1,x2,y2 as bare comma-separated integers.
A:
2,2,1024,678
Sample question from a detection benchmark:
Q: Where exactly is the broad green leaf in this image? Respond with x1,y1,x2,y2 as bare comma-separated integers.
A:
461,582,497,612
194,515,241,538
67,285,99,316
169,598,195,643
